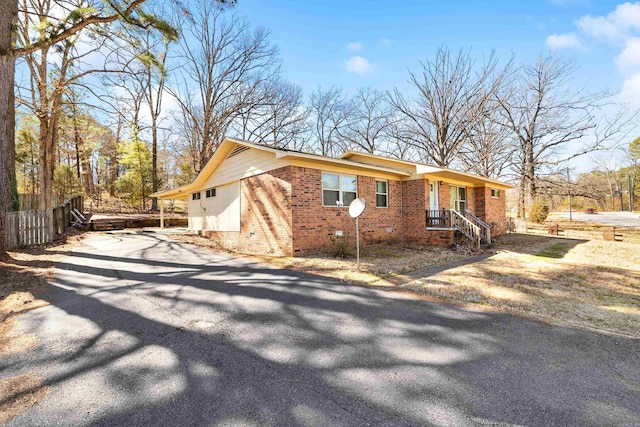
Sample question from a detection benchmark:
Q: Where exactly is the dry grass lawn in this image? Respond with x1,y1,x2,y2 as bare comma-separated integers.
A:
403,234,640,338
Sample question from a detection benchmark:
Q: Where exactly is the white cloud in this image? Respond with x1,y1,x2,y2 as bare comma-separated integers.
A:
546,33,583,50
576,2,640,41
378,38,391,47
619,73,640,106
346,42,363,52
615,37,640,75
547,3,640,106
345,56,374,75
616,37,640,105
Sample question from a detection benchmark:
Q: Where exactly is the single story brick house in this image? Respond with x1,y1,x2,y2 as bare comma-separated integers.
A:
152,137,513,256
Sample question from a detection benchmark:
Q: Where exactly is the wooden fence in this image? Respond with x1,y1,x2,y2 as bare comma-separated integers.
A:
18,194,69,211
5,209,54,249
5,195,84,250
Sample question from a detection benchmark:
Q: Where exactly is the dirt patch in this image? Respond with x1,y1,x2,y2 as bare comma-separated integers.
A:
169,234,478,285
403,234,640,338
0,373,51,424
0,316,40,359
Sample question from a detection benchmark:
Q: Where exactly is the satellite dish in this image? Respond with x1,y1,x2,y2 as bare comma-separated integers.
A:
348,198,366,218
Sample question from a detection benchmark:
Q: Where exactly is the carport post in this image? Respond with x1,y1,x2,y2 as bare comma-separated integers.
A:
160,200,164,229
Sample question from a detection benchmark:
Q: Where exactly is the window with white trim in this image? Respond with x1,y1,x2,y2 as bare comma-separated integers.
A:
491,188,500,198
322,173,357,206
206,188,216,198
449,186,466,211
192,192,201,201
375,180,388,208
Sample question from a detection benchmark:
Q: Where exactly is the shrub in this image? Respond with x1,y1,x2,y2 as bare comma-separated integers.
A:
328,235,353,258
529,202,550,223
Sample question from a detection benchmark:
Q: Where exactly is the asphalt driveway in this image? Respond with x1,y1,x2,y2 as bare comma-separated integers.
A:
2,231,639,426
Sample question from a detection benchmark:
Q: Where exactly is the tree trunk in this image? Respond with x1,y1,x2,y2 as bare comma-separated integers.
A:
518,171,526,219
151,123,158,211
35,47,57,209
0,1,18,253
520,140,536,217
109,118,122,197
38,115,54,209
75,130,94,195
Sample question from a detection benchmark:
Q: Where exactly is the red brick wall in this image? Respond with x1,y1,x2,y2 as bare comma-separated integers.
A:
200,167,294,256
421,229,456,246
401,179,427,243
472,187,486,219
290,167,404,254
240,167,293,255
463,185,508,237
438,182,450,210
484,187,507,236
196,166,506,255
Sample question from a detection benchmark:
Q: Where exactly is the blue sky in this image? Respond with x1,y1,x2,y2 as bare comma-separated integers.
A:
233,0,636,102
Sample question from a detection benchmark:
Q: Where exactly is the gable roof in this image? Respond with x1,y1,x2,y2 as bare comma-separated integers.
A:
151,137,513,199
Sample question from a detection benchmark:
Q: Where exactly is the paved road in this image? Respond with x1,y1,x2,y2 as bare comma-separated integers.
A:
551,211,640,228
3,232,639,426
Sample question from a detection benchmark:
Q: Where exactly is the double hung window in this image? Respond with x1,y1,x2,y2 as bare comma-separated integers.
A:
449,186,466,211
375,180,388,208
322,173,357,206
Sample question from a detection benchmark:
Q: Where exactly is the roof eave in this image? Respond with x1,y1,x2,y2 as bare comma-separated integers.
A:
150,184,193,199
275,151,412,177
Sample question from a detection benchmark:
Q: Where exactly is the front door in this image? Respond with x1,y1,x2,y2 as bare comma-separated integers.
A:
429,181,438,211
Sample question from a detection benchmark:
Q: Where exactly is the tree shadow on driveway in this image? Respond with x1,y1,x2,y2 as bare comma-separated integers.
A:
2,232,639,426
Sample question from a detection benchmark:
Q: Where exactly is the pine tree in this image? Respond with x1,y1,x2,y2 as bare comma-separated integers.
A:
117,130,153,210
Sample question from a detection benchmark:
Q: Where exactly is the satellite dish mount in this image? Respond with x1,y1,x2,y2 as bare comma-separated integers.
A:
337,198,366,270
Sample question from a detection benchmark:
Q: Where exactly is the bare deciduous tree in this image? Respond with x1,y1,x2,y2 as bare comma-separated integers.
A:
14,0,175,209
308,86,351,157
234,79,309,150
339,87,393,154
388,47,502,167
459,110,514,178
171,102,203,173
168,3,280,170
130,28,176,210
496,53,637,218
